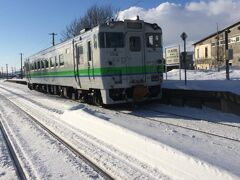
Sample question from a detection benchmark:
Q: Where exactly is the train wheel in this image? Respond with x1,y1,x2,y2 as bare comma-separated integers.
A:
93,93,103,106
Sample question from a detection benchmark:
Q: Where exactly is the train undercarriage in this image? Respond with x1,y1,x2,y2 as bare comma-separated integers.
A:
28,83,161,106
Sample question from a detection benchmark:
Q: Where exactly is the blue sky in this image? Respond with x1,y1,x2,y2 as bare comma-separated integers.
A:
0,0,239,70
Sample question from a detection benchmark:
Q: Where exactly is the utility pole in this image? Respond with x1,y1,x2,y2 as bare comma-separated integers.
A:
49,32,57,46
20,53,23,79
225,29,230,80
6,64,8,80
181,32,188,85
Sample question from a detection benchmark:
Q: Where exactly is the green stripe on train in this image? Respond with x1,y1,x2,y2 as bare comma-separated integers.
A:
28,65,164,77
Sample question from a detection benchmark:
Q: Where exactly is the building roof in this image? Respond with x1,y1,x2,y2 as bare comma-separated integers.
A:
193,20,240,45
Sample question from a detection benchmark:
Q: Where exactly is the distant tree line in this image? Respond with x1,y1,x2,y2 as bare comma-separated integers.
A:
61,5,117,41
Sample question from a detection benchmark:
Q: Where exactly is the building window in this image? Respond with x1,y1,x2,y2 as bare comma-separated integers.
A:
236,37,240,42
197,49,199,58
205,47,208,58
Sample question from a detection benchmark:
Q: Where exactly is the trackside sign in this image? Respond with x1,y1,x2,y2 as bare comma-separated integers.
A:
165,46,180,65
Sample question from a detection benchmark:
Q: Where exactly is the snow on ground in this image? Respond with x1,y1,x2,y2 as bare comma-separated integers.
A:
163,68,240,95
60,107,238,180
0,84,169,179
0,126,19,179
0,81,240,179
0,93,105,180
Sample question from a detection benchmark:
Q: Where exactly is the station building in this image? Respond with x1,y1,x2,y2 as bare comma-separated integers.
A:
193,21,240,69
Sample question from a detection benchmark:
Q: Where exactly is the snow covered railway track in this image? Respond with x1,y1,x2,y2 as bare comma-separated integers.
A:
116,109,240,143
147,107,240,129
0,86,172,179
0,121,27,180
16,106,114,180
0,86,64,114
2,97,113,180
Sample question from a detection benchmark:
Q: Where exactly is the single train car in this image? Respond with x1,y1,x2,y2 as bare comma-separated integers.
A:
25,18,164,105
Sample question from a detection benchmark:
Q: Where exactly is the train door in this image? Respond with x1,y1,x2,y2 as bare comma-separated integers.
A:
126,32,146,84
87,41,94,80
25,59,31,81
75,43,82,88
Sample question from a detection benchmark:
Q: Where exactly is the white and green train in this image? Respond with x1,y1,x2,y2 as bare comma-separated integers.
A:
25,18,164,105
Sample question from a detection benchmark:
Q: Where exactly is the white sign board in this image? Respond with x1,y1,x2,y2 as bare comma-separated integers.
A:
165,46,180,65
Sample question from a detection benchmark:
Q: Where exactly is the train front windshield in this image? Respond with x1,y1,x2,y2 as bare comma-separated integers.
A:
99,32,124,48
146,33,162,48
99,32,162,49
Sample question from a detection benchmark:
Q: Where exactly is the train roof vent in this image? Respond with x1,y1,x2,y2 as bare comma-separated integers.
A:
80,28,91,34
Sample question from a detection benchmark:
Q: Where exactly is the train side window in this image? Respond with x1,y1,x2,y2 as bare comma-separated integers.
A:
129,36,141,51
99,32,105,48
50,57,54,68
76,46,83,64
59,54,64,66
79,46,83,54
25,62,29,71
55,56,58,67
31,63,34,70
41,60,45,69
87,41,92,61
45,59,49,68
28,63,31,71
37,61,40,70
93,34,97,48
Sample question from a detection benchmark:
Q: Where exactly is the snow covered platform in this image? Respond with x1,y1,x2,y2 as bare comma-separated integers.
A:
163,68,240,95
162,68,240,116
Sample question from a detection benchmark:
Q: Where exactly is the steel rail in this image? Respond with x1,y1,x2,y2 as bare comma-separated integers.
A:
3,98,114,180
0,121,27,180
116,109,240,143
147,107,240,129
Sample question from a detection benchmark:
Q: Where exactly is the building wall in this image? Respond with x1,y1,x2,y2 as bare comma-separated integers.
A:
194,43,212,69
194,22,240,69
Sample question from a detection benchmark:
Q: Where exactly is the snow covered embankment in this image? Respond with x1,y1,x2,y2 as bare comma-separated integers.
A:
61,106,238,180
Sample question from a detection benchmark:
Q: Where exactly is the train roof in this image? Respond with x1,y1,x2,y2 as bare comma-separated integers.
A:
26,19,161,60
